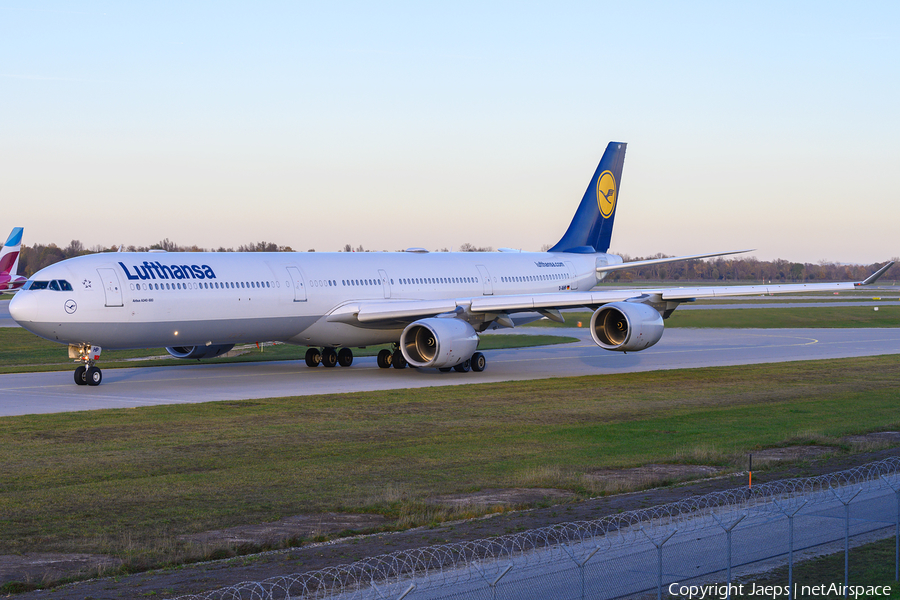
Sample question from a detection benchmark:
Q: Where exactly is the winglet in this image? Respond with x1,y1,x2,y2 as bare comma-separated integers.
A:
856,261,895,286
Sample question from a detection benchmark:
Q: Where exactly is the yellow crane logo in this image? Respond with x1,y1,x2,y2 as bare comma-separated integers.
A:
596,170,617,218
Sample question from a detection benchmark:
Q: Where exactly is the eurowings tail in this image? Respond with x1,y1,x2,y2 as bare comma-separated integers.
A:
0,227,26,292
549,141,627,254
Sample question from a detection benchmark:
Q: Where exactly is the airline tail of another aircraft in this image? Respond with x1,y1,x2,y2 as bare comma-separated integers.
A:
549,141,626,254
0,228,25,292
0,228,23,276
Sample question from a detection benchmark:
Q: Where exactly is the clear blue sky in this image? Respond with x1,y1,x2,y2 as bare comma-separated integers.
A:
2,1,897,263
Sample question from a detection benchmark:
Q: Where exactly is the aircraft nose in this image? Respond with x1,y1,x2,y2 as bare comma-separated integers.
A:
8,291,36,324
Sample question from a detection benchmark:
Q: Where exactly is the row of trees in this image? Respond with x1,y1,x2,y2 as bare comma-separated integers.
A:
14,240,897,282
17,239,294,276
604,254,898,283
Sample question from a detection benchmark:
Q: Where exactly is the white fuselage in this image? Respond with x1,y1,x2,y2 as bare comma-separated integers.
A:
10,250,607,349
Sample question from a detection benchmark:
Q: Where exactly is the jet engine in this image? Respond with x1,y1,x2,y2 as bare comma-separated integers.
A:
400,318,479,368
165,344,235,360
590,302,664,352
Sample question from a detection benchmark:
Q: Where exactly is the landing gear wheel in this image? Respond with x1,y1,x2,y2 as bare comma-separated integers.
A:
454,359,471,373
377,349,393,369
391,350,407,369
305,348,321,367
86,366,102,386
337,348,353,367
439,367,452,372
471,352,486,372
74,366,87,385
322,347,338,368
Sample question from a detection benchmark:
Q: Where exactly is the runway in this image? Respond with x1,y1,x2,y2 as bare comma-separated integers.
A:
2,327,900,417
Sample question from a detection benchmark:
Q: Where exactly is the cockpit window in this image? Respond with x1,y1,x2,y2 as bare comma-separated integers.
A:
22,279,73,291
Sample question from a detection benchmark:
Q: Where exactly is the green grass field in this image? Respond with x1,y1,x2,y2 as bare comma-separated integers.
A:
523,305,900,329
0,328,577,374
1,354,899,574
731,536,900,599
3,301,897,374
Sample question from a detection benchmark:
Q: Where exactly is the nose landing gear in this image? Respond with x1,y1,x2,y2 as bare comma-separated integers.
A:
70,344,103,386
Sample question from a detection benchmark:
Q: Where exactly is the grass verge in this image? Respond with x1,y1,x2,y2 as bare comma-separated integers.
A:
729,536,900,599
523,305,900,329
0,355,899,576
0,329,578,374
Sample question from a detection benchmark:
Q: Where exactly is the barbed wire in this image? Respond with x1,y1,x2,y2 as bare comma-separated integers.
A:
170,456,900,600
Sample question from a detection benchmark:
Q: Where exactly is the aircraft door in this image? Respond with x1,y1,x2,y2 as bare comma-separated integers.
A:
378,269,391,299
97,268,124,307
285,266,307,302
476,265,493,295
564,261,578,290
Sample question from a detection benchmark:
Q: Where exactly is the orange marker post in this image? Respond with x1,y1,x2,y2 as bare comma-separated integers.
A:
749,454,753,492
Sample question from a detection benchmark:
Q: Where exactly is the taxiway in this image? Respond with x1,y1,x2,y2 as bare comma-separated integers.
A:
1,327,899,416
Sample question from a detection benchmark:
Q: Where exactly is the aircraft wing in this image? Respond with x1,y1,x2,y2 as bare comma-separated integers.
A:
328,261,894,327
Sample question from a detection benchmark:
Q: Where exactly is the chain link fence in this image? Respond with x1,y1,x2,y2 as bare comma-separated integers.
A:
170,457,900,600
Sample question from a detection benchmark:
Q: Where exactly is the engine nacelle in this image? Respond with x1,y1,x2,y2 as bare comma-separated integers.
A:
165,344,235,360
400,318,479,369
590,302,664,352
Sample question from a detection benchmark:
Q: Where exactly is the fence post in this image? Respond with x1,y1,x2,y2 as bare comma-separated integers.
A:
475,563,514,600
563,544,601,600
641,527,677,600
491,564,513,600
831,487,862,599
712,512,747,600
774,499,808,600
371,581,416,600
881,475,900,581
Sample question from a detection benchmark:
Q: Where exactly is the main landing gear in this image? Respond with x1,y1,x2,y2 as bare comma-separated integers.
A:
306,346,486,372
382,348,485,373
437,352,486,373
305,347,355,368
71,343,103,386
376,347,407,369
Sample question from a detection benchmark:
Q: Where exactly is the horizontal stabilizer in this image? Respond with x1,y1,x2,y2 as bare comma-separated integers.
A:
596,249,754,273
857,261,895,286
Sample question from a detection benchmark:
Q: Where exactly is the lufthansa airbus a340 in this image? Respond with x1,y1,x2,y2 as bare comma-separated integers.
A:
9,143,893,386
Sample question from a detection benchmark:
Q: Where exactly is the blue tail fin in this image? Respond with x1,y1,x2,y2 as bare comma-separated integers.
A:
548,142,626,254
